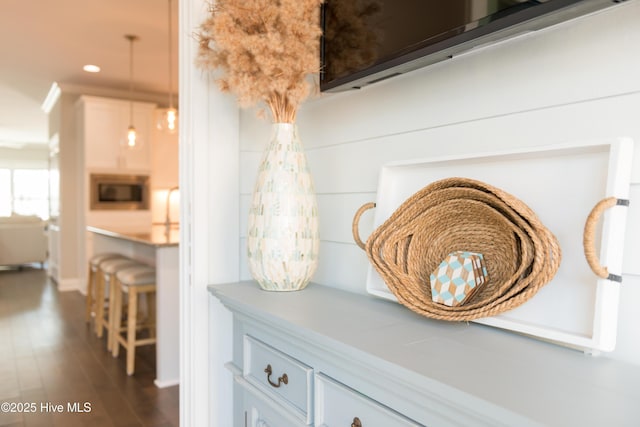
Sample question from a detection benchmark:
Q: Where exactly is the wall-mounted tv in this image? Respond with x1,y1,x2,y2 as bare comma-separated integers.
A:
320,0,624,92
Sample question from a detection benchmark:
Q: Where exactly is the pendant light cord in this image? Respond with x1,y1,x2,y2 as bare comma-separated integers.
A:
129,36,133,125
168,0,174,110
126,34,138,126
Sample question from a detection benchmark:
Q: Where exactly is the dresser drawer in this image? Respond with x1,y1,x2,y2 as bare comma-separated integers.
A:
315,374,423,427
238,381,308,427
244,335,313,424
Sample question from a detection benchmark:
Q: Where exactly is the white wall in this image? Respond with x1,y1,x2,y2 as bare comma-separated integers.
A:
236,2,640,364
48,93,85,291
0,145,48,169
179,0,239,426
150,109,180,224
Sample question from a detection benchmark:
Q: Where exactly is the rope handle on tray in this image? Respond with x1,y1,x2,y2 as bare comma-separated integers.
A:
352,202,376,250
583,197,629,283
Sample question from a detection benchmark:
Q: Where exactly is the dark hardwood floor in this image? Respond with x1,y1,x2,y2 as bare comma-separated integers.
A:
0,266,179,427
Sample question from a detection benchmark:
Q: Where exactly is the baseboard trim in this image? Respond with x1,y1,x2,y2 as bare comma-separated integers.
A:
57,278,80,292
154,378,180,388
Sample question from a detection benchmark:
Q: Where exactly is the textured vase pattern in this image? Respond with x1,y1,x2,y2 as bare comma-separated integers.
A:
247,123,319,291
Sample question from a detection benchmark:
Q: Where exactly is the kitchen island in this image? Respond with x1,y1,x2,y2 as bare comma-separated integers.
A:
87,225,179,388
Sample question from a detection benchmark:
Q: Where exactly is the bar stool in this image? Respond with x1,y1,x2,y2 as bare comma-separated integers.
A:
111,265,157,376
96,257,143,347
85,253,126,325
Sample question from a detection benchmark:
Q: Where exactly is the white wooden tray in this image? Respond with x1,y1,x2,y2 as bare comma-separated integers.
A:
365,138,634,353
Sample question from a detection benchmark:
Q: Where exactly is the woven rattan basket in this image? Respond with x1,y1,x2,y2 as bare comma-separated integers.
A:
352,177,563,321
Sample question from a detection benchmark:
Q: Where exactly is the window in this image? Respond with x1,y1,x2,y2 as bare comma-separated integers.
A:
0,168,50,220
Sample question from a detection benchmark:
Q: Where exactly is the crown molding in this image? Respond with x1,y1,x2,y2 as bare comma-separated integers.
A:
55,82,179,108
41,82,62,114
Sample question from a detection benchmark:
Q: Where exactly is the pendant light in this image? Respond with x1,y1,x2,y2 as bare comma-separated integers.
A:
125,34,139,148
157,0,178,133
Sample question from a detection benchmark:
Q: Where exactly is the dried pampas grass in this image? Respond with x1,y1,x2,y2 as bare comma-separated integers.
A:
197,0,324,123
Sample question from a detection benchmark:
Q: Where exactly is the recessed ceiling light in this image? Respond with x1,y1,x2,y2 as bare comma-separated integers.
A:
83,64,101,73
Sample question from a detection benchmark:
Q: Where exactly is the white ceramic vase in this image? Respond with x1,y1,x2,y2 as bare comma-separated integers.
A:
247,123,319,291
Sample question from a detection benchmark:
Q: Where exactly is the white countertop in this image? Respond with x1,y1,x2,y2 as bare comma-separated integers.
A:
87,225,179,247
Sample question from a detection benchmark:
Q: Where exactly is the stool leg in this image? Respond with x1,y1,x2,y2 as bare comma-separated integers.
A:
126,288,139,376
112,282,123,358
95,273,106,337
147,291,157,339
85,265,94,323
106,276,119,351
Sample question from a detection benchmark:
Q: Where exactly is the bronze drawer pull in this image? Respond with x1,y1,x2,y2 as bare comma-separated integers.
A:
264,364,288,388
352,417,362,427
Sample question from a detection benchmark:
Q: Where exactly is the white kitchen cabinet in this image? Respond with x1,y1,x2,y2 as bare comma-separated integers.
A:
76,95,156,172
210,281,640,427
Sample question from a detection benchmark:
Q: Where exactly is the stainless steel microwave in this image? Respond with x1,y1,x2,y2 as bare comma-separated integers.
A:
90,174,150,210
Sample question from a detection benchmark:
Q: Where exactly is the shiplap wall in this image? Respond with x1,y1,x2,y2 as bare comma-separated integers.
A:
237,1,640,364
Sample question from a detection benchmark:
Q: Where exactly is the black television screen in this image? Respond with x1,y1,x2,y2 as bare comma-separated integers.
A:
320,0,622,92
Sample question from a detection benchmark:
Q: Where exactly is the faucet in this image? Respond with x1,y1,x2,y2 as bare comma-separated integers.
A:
164,186,179,234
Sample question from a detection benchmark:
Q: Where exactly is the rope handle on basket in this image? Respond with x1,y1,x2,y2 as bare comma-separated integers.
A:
583,197,629,283
352,202,376,250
